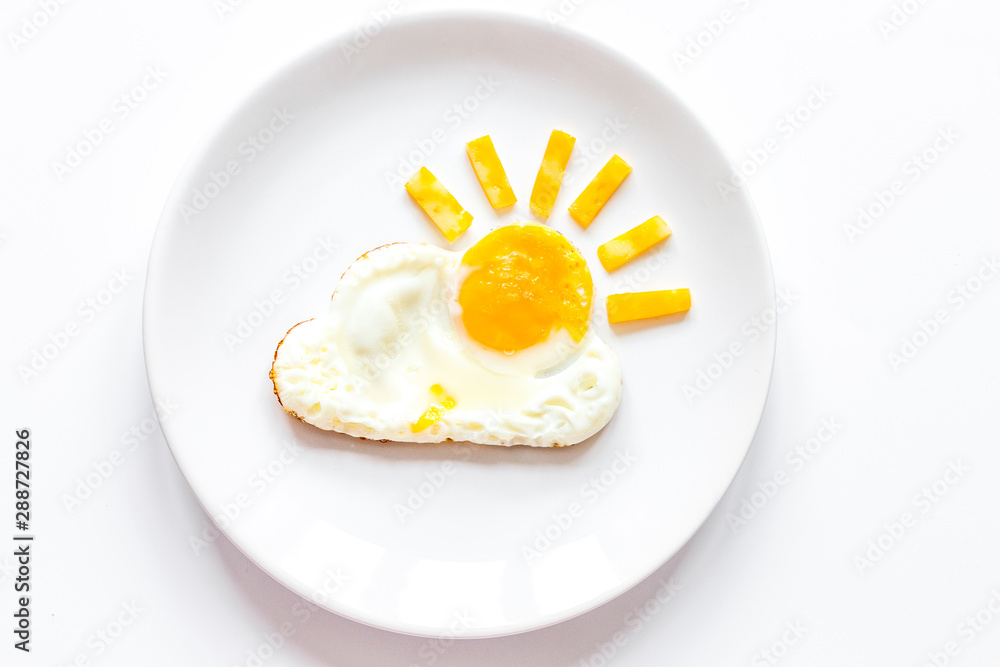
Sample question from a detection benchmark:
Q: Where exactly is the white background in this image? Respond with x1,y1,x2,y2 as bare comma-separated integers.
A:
3,0,999,665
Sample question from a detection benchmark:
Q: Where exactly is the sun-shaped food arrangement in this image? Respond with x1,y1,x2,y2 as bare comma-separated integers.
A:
270,129,691,447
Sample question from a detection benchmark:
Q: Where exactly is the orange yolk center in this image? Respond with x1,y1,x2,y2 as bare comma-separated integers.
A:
459,223,593,353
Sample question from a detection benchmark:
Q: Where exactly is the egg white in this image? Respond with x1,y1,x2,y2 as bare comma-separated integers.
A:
271,242,622,447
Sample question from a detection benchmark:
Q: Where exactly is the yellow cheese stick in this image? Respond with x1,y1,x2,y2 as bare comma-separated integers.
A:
404,167,473,242
568,155,632,228
607,289,691,324
466,135,516,209
597,216,672,271
411,384,456,433
529,130,576,218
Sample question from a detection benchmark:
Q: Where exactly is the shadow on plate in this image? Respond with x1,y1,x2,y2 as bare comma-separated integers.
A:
281,399,607,468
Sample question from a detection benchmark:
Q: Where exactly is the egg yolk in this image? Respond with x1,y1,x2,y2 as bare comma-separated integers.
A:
459,223,593,353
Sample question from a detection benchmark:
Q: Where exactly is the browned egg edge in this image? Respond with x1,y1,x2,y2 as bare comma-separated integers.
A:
269,318,314,423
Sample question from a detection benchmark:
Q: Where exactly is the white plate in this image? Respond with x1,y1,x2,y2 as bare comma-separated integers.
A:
144,11,775,638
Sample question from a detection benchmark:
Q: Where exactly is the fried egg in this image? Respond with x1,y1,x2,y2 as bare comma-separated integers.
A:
270,223,622,447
